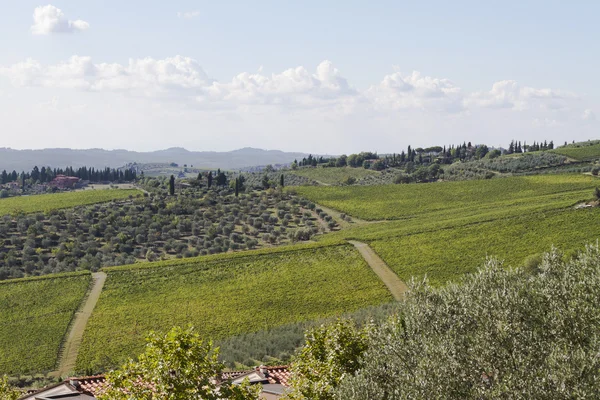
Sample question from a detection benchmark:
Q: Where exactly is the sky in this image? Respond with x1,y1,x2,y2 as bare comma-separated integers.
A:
0,1,597,154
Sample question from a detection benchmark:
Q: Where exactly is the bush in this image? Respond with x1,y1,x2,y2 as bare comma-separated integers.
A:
335,245,600,399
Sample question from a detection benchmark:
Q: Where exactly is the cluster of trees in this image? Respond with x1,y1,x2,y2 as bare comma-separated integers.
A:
507,139,554,154
0,184,335,280
284,245,600,399
0,166,137,185
293,152,380,170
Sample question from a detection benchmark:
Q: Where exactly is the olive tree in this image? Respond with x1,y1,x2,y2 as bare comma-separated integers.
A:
336,245,600,399
284,320,370,400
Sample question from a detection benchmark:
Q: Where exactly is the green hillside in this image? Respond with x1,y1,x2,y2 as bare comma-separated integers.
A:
75,244,392,372
0,189,142,216
552,140,600,161
294,174,597,221
0,272,91,375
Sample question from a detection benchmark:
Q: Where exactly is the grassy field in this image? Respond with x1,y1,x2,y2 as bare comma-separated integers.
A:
75,244,392,372
290,167,380,185
0,189,142,216
552,141,600,161
0,272,91,375
369,207,600,286
294,175,598,221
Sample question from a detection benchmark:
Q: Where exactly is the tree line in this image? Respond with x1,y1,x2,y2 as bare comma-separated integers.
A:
292,138,559,172
0,166,137,185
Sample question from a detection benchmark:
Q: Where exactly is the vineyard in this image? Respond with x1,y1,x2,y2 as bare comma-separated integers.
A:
369,207,600,286
0,189,141,216
290,167,380,185
552,140,600,161
294,174,598,220
75,244,392,372
0,272,91,375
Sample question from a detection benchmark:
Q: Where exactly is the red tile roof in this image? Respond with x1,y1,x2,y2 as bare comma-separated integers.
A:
57,366,290,397
75,375,107,396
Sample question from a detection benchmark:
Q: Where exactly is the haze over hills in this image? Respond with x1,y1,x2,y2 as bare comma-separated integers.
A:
0,147,312,171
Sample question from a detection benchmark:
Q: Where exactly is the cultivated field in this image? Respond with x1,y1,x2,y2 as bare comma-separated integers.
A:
370,207,600,286
75,244,392,372
0,189,142,216
294,175,598,220
552,141,600,161
0,272,91,375
290,167,380,185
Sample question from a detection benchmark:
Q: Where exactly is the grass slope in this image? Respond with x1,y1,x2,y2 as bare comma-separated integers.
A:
0,272,91,375
370,207,600,286
0,190,142,216
294,175,597,221
75,244,392,372
552,140,600,161
290,167,380,185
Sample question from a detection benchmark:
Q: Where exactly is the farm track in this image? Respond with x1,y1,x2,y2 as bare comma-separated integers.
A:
349,240,408,301
52,272,106,378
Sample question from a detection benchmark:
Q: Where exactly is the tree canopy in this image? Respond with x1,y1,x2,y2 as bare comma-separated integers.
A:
98,326,260,400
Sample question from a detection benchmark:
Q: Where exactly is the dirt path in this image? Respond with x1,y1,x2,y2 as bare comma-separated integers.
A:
52,272,107,378
348,241,408,301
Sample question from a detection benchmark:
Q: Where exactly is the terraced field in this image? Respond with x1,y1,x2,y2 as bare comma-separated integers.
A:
0,189,142,216
0,272,91,375
75,244,392,372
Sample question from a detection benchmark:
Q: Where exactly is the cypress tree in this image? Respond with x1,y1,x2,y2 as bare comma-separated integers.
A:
280,174,284,188
169,175,175,196
207,172,213,188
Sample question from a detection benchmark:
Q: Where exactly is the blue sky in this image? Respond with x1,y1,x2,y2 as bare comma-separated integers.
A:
0,1,597,153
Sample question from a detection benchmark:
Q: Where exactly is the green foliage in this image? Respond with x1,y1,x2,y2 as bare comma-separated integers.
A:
284,320,370,400
0,272,91,375
290,167,380,185
443,152,569,180
552,140,600,161
98,326,260,400
0,186,332,280
217,302,401,369
336,245,600,399
0,376,21,400
76,245,391,372
0,190,141,217
296,175,597,221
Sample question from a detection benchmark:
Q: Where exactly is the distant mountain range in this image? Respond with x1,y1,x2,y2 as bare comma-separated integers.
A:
0,147,311,171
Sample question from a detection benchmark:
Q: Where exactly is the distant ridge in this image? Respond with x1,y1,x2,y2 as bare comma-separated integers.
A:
0,147,311,171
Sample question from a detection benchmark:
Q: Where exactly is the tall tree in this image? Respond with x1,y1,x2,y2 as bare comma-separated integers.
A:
169,175,175,196
207,172,213,189
280,174,284,188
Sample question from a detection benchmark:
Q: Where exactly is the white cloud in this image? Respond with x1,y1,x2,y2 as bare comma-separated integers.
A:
582,109,596,121
206,60,357,109
0,55,214,95
177,10,200,19
466,80,574,111
365,70,463,112
31,5,90,35
0,55,590,128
